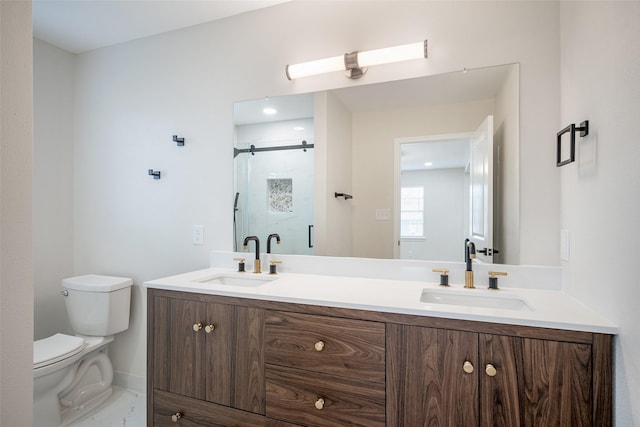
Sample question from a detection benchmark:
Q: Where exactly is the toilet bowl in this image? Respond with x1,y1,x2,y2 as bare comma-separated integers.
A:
33,275,132,427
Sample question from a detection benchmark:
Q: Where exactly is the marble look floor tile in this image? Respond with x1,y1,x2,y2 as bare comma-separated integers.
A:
69,387,145,427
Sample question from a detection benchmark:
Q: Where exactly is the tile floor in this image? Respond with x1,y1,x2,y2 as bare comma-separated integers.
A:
70,387,145,427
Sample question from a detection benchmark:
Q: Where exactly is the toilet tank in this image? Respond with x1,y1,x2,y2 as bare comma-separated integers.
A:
62,274,133,336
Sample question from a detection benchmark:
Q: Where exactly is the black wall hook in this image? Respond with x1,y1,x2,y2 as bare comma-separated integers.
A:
148,169,161,179
173,135,185,146
557,120,589,167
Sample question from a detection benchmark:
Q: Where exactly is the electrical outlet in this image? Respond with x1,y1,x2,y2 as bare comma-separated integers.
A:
192,224,204,245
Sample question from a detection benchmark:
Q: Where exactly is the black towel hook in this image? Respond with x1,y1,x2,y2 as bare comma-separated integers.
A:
173,135,185,146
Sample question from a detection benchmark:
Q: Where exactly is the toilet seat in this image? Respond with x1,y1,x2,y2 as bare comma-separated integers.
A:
34,334,87,370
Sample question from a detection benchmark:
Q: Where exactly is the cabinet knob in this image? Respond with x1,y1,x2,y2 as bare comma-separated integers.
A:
204,324,215,333
486,364,497,377
171,412,183,422
314,341,325,352
463,361,474,374
192,322,203,332
315,398,325,410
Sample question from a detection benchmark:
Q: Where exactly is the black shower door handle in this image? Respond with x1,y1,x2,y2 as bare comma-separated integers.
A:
308,225,314,248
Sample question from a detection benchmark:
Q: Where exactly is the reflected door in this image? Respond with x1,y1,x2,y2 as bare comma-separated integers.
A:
469,116,494,263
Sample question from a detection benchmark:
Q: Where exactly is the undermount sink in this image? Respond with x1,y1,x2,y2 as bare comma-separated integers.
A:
198,274,275,287
420,289,531,311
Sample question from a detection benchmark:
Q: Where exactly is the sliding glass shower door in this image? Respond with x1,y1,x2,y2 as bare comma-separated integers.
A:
234,140,314,255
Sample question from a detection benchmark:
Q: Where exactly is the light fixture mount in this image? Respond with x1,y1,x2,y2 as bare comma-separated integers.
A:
344,51,366,79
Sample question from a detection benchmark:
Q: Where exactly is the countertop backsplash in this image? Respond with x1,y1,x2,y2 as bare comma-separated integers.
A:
210,251,562,292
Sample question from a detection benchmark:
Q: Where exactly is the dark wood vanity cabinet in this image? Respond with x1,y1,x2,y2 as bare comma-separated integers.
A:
148,290,266,425
147,289,612,427
387,323,611,427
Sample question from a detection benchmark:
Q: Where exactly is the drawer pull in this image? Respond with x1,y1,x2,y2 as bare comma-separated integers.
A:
486,364,497,377
315,398,325,410
204,324,216,333
192,323,203,332
314,340,325,352
171,411,183,422
463,361,474,374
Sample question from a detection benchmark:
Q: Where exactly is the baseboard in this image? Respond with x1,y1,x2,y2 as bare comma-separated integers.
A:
113,371,146,393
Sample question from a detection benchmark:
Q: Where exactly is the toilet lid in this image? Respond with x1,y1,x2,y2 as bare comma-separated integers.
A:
33,333,87,369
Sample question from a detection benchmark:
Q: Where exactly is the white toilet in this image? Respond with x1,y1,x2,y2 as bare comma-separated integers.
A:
33,274,132,427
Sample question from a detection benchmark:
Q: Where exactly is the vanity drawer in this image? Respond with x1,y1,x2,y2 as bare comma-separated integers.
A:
153,389,302,427
153,389,264,427
265,310,385,383
266,364,385,427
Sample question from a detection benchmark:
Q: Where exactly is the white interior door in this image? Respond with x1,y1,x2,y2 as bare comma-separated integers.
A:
469,115,494,263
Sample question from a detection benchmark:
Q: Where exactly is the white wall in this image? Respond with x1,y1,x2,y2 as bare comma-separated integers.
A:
351,99,495,258
33,39,75,340
493,65,520,265
34,0,563,399
0,1,33,425
560,2,640,424
318,90,353,256
400,168,466,261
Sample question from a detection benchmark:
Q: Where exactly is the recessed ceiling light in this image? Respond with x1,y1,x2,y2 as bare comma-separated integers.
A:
293,126,305,131
263,107,277,115
424,162,433,166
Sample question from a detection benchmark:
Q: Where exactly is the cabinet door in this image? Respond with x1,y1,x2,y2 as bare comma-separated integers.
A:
387,324,478,426
153,297,207,399
153,297,235,404
479,334,592,426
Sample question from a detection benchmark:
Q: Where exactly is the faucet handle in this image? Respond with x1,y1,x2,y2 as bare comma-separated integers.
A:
233,258,246,272
487,271,507,290
269,260,282,275
432,269,449,287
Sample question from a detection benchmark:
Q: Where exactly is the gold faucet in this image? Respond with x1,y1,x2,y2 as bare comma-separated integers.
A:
465,239,476,288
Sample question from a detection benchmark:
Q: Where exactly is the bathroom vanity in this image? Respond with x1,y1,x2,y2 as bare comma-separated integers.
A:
145,267,615,427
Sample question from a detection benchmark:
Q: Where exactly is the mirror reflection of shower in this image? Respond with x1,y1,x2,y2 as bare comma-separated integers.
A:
233,95,315,255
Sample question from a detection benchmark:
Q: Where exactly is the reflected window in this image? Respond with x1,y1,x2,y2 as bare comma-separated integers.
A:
401,186,424,238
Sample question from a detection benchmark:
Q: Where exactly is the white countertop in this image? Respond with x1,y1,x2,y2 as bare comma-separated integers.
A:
145,267,618,335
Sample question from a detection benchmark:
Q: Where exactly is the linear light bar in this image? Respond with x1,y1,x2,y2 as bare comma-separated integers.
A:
285,40,428,80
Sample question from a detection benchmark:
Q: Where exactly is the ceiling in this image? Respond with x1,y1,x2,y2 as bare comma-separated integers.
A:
32,0,290,54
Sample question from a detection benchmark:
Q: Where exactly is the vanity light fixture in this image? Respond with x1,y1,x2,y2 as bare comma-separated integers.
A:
285,40,428,80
